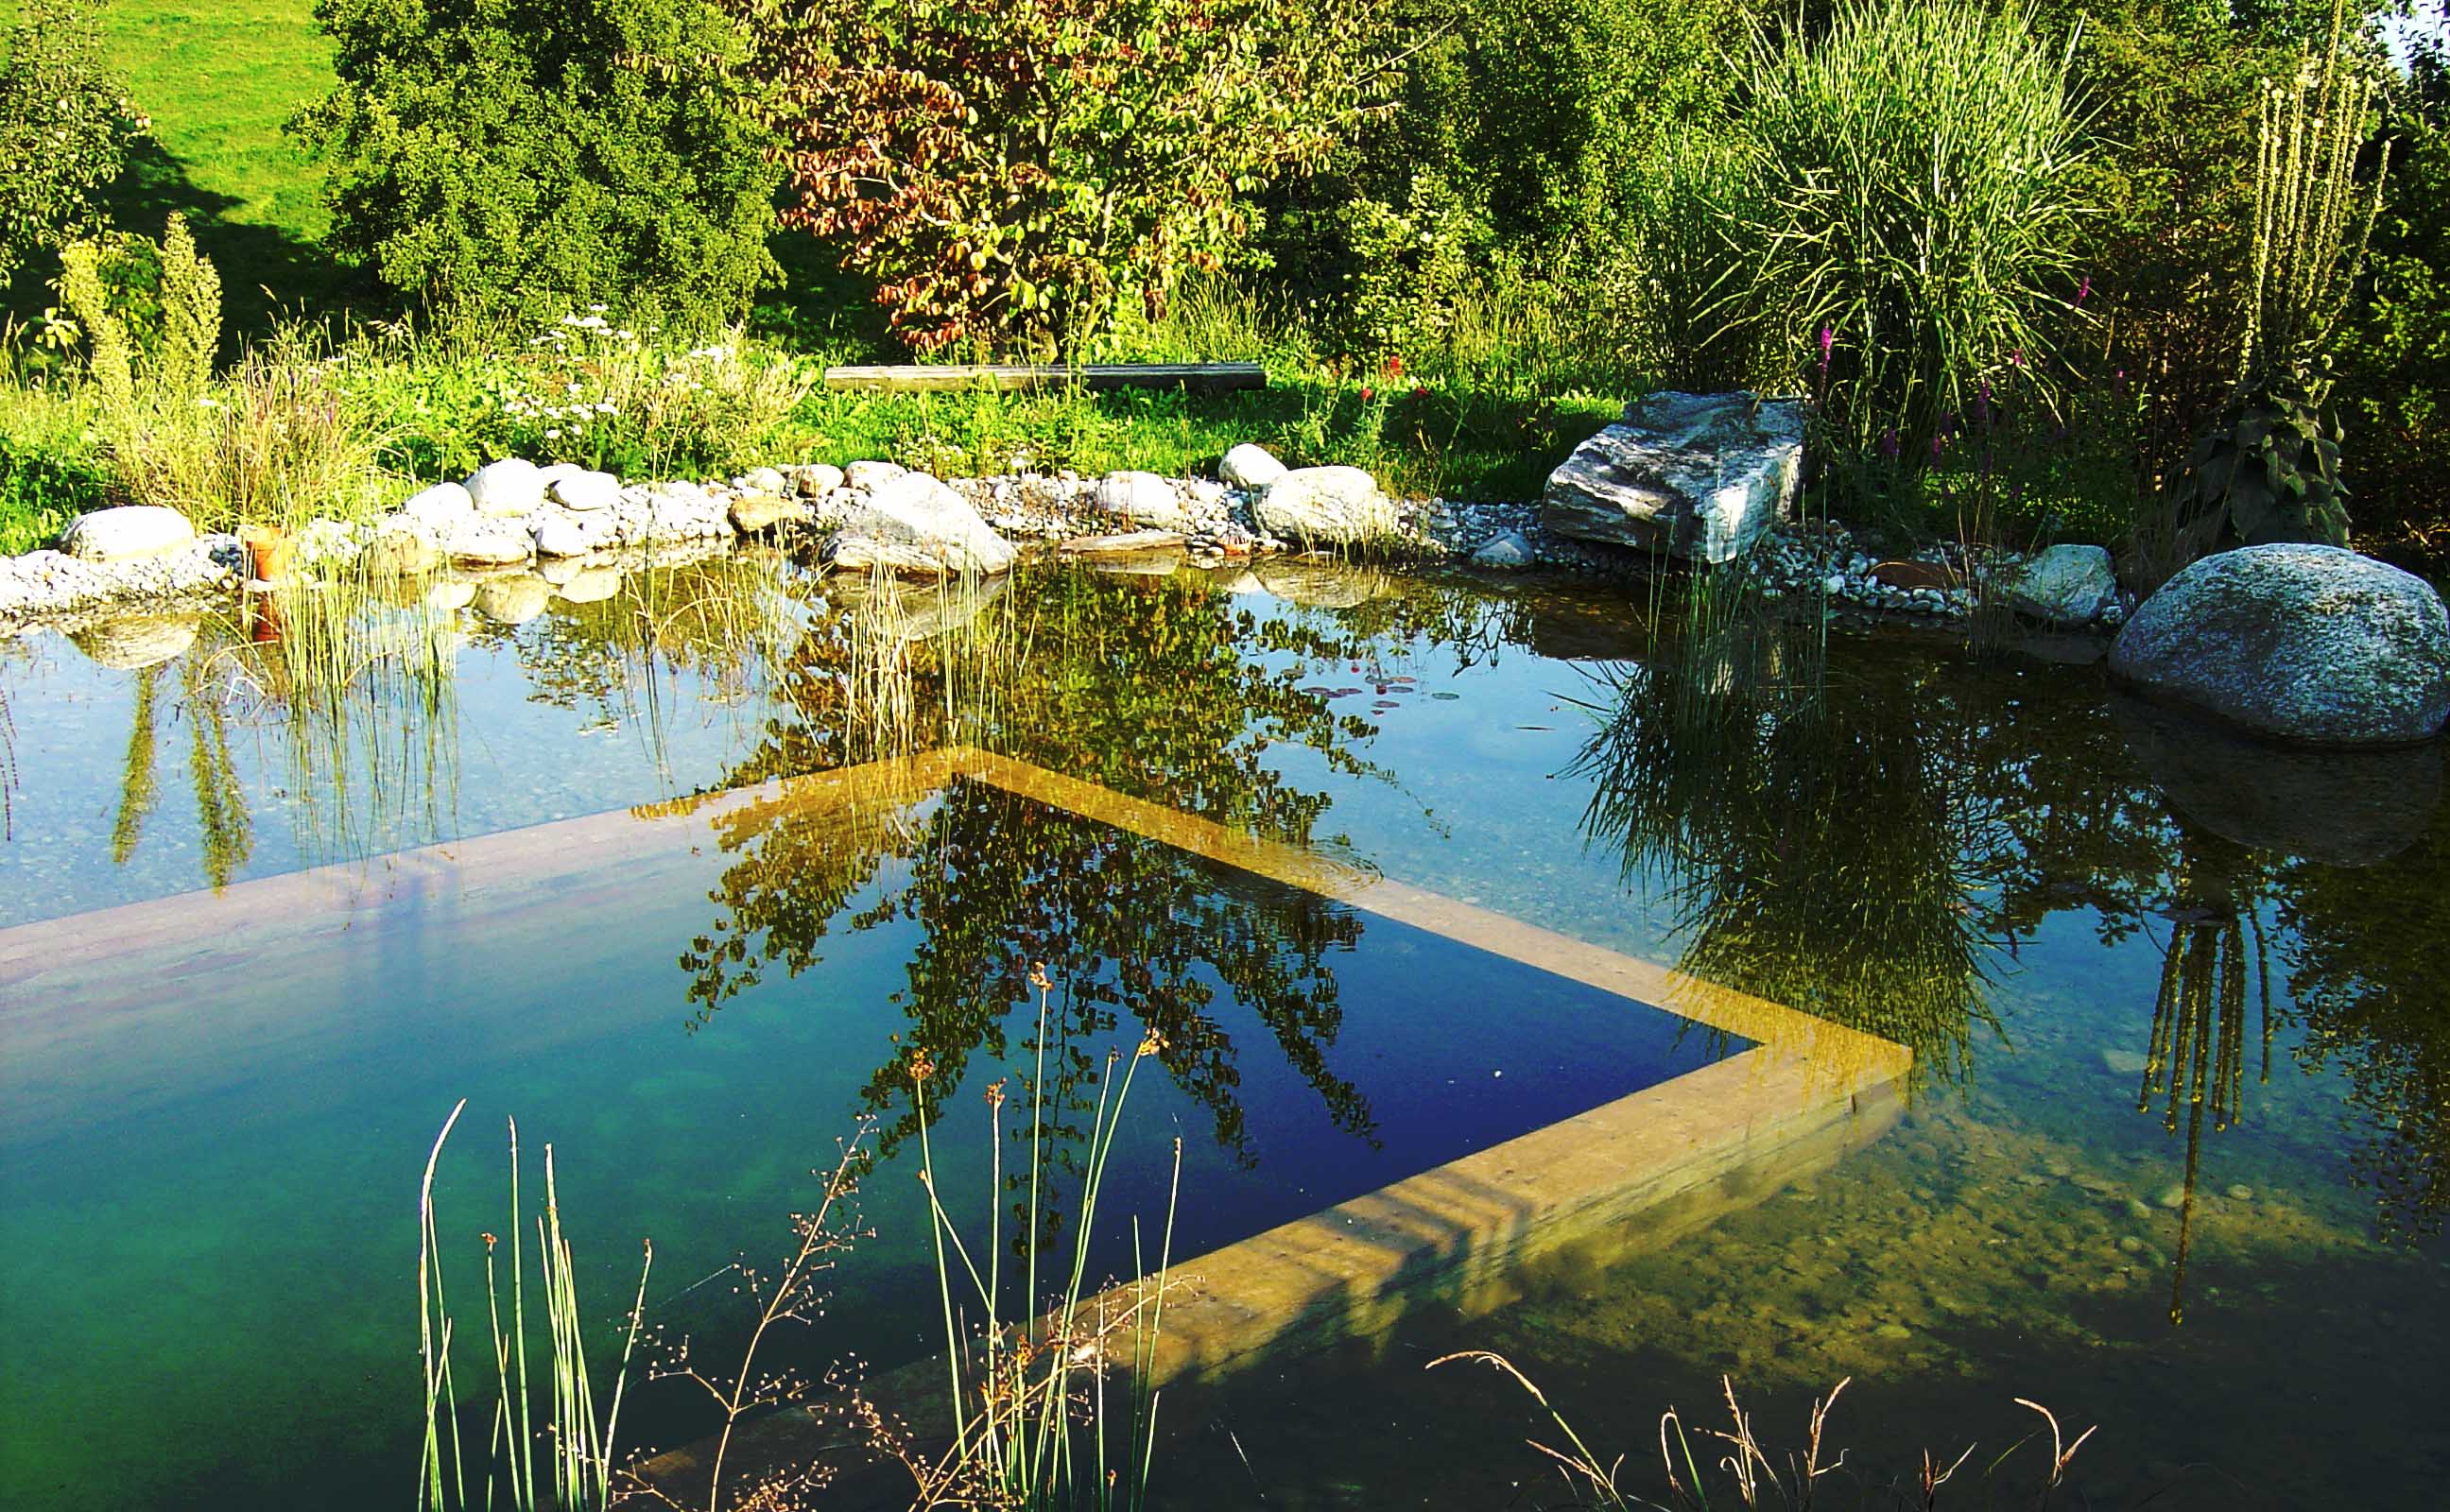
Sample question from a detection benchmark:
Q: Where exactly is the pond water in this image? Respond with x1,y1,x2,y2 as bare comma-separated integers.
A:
1,557,2444,1509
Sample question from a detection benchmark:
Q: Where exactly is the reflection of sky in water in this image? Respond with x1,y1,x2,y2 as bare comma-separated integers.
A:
3,561,2447,1508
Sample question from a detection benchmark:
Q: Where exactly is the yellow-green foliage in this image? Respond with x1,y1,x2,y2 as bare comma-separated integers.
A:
55,238,134,415
157,213,221,404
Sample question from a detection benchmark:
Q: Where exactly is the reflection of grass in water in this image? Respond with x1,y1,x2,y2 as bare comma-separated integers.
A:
0,678,15,837
109,663,165,866
205,567,461,868
1571,569,1999,1088
102,653,254,888
834,563,1018,765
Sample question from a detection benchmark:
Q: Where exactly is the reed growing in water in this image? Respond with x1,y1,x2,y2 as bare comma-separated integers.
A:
410,965,1180,1511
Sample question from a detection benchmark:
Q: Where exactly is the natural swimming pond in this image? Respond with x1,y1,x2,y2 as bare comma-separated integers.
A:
2,558,2445,1508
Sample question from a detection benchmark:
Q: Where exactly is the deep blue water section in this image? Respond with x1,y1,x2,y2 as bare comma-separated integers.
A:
0,786,1737,1512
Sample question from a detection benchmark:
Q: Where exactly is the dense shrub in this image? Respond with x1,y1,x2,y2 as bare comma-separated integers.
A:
1731,0,2089,453
1267,0,1748,362
2334,41,2450,557
744,0,1377,356
2034,0,2286,490
292,0,782,325
0,0,148,294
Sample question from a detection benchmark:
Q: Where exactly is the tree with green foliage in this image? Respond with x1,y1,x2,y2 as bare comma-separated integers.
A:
0,0,147,294
2034,0,2285,491
1266,0,1750,361
292,0,783,324
739,0,1382,355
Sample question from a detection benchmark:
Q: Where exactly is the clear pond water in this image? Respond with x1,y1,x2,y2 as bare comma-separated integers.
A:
0,558,2444,1508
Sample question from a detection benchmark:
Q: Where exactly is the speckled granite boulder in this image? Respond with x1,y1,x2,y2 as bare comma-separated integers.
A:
822,472,1017,576
1220,443,1287,491
467,458,548,517
2000,544,2118,627
1251,466,1397,547
2110,544,2450,746
1096,471,1189,530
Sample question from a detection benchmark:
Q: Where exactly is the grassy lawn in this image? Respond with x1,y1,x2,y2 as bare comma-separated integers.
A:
99,0,330,243
0,0,346,331
97,0,361,330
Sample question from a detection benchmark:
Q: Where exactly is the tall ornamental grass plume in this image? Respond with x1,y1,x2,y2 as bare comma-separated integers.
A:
1733,0,2088,455
2157,0,2387,563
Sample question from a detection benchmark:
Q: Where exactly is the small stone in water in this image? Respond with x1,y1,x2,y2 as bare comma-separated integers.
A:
2118,1236,2145,1255
2126,1197,2155,1221
1873,1322,1912,1341
2155,1184,2187,1210
2225,1184,2253,1201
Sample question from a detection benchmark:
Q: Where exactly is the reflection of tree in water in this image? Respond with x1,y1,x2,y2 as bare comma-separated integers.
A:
2278,825,2450,1242
1567,579,2019,1088
674,567,1401,1241
2127,826,2274,1323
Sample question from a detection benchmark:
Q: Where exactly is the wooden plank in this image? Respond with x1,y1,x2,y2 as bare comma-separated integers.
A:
820,361,1266,394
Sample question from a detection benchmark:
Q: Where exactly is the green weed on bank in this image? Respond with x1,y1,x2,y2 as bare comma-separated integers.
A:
0,275,1642,555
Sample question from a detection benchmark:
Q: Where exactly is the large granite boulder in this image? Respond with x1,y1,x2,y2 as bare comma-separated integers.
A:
822,472,1017,576
445,516,535,568
59,506,197,562
367,518,443,576
400,481,476,528
2109,544,2450,747
545,468,620,513
1251,466,1397,547
1999,544,2118,627
1542,390,1803,563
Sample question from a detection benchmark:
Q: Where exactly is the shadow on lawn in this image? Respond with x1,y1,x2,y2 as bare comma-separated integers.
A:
3,139,381,348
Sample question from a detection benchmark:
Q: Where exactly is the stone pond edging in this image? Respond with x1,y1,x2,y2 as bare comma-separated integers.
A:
0,441,2130,644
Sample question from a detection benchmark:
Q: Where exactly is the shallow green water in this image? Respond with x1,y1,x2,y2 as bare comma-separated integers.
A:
1,558,2444,1508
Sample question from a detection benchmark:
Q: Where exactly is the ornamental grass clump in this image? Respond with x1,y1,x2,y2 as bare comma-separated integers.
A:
1732,0,2088,456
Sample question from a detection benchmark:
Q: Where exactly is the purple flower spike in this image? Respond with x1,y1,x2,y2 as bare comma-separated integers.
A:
2076,276,2091,307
